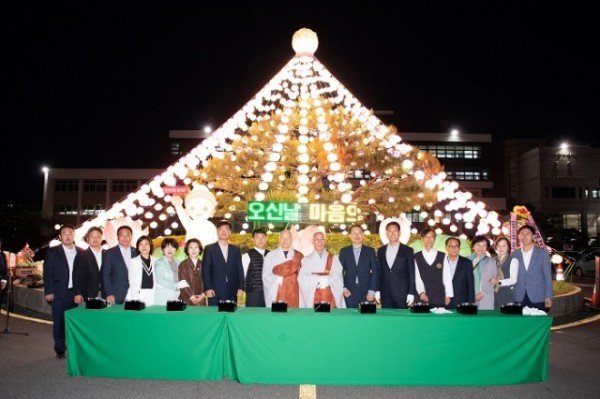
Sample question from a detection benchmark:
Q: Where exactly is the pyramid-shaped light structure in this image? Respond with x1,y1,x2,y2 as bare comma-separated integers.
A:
71,28,504,243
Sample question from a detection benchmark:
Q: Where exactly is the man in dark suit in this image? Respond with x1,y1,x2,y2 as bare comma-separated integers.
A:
102,225,137,305
43,225,84,358
339,224,379,307
73,226,105,303
377,221,416,308
203,220,245,305
445,236,475,308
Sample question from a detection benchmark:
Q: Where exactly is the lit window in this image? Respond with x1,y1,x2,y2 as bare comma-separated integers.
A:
81,205,105,216
418,145,481,159
445,169,489,181
405,212,425,223
562,213,581,230
56,204,78,216
171,142,181,156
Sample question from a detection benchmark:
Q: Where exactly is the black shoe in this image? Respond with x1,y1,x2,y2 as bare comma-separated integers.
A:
56,351,65,359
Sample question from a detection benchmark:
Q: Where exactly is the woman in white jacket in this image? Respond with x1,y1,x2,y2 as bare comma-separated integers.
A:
126,236,158,305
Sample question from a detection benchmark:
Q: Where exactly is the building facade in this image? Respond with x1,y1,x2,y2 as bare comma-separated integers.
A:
507,140,600,237
42,169,162,226
401,131,507,210
169,130,211,158
44,130,508,234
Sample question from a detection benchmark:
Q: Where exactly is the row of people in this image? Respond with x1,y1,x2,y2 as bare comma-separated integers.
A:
43,221,552,358
469,226,553,311
260,223,551,312
44,224,206,358
414,225,552,311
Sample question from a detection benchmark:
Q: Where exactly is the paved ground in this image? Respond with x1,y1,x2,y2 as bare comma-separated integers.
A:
569,275,595,298
1,310,598,399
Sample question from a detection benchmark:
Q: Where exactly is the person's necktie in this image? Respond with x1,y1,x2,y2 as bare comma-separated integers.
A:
283,251,289,259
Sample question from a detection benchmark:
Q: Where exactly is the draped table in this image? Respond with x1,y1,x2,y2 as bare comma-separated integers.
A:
66,306,551,385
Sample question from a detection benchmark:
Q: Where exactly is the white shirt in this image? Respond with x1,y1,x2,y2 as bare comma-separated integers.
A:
414,250,454,297
380,243,414,305
119,245,133,269
218,242,229,262
522,247,534,271
242,248,266,277
352,245,362,264
347,244,372,293
91,248,103,270
421,248,438,265
385,243,400,269
446,256,458,279
63,245,77,289
499,258,519,286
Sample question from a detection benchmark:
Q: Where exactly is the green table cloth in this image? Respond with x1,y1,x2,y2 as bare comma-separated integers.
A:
66,307,551,385
227,308,551,385
66,306,229,380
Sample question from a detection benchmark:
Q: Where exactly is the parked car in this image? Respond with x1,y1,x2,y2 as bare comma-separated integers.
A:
545,229,587,252
588,236,600,249
562,250,582,262
573,249,600,277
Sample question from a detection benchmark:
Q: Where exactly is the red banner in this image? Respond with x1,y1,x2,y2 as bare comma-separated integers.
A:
509,212,518,252
163,186,188,195
527,215,548,251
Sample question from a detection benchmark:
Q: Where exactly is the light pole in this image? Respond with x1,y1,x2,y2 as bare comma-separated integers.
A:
41,166,49,218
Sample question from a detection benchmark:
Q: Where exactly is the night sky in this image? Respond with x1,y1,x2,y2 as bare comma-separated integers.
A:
2,1,599,207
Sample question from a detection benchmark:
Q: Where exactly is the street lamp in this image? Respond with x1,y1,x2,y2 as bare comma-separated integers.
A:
203,125,212,134
450,129,459,137
555,142,573,164
41,166,49,218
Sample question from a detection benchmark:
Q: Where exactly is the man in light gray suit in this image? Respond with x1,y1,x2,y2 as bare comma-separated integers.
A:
512,225,553,311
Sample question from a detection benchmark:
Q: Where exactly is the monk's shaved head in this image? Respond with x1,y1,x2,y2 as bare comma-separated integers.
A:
312,231,326,252
279,230,292,250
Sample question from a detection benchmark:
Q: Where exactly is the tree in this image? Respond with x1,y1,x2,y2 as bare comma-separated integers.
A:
194,97,442,219
0,204,51,252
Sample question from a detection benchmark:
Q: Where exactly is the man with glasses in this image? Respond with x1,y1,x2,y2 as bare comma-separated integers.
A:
414,228,453,308
445,236,474,308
